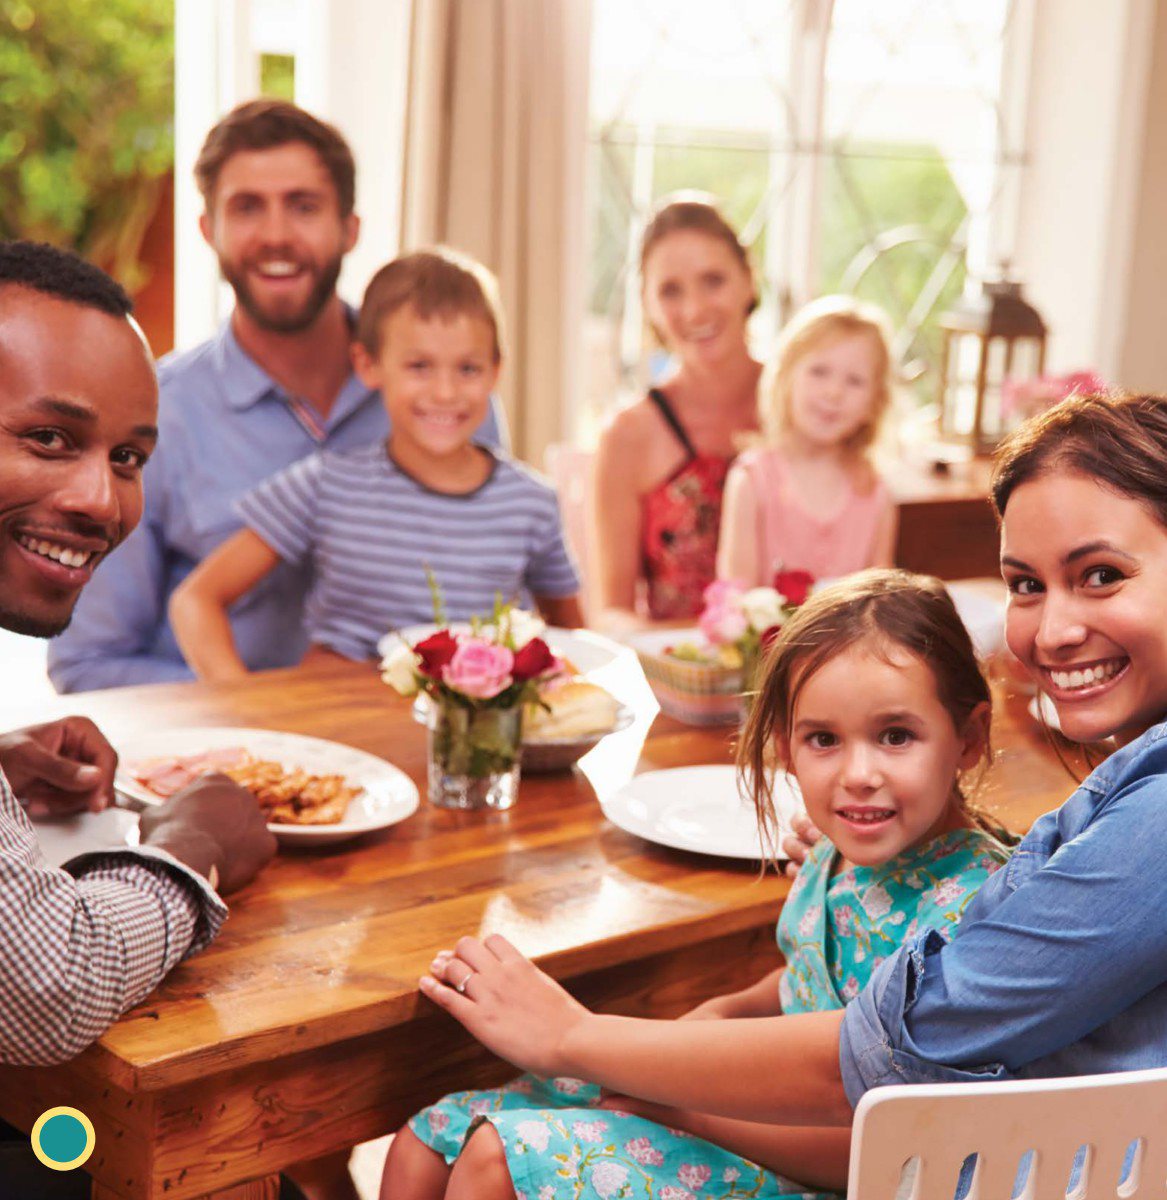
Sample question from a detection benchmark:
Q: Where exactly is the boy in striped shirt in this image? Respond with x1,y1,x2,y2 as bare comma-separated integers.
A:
169,249,583,678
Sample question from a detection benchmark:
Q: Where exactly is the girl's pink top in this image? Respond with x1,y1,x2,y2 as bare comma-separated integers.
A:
737,446,889,580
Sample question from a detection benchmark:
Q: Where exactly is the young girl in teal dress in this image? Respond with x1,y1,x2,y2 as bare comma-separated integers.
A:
387,570,1013,1200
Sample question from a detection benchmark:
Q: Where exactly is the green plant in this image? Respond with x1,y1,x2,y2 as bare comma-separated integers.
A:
0,0,174,290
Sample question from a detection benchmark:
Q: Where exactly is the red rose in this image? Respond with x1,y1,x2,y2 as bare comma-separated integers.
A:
760,624,783,651
772,569,814,607
512,637,557,681
414,629,458,677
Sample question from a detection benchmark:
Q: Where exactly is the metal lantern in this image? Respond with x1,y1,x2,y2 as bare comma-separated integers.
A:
937,279,1047,455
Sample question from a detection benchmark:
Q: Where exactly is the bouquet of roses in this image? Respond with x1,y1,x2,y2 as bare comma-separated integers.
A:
381,603,562,708
668,569,814,668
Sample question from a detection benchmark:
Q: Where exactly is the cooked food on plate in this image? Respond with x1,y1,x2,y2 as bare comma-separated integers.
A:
129,749,360,825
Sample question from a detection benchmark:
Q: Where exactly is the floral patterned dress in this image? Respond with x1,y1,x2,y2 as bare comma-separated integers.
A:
407,829,1011,1200
640,388,733,620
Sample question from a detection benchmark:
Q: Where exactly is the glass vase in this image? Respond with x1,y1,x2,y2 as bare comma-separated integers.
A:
426,698,523,810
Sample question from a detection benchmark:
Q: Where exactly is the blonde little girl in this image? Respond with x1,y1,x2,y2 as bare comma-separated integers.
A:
391,569,1012,1200
717,296,898,586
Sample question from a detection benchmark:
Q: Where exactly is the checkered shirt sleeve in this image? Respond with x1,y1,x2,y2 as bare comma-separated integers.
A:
0,770,228,1066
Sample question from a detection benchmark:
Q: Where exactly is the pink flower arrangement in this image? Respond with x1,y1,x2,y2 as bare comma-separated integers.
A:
1001,370,1107,422
692,569,814,663
381,594,563,709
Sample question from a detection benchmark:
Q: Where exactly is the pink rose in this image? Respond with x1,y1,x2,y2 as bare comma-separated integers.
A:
701,579,744,609
701,600,749,648
442,638,515,699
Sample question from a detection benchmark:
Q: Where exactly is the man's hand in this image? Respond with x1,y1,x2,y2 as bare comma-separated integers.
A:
0,717,117,817
420,935,592,1078
138,773,276,894
781,810,821,880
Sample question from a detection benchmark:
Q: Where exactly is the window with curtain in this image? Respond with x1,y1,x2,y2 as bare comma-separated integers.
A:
582,0,1028,437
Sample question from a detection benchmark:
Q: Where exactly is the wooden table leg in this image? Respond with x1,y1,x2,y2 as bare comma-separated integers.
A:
92,1178,280,1199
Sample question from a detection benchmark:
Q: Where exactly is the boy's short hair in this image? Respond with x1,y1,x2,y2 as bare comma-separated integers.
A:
194,98,356,216
0,240,132,317
356,248,506,362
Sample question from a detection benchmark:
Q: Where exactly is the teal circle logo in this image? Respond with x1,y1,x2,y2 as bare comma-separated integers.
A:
30,1107,95,1171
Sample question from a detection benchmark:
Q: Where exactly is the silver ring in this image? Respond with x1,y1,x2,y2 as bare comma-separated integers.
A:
455,970,473,995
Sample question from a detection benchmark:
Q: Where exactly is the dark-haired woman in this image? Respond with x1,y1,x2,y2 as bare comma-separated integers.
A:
592,195,762,631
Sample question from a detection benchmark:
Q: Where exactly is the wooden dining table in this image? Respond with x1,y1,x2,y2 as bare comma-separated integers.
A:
0,647,1086,1200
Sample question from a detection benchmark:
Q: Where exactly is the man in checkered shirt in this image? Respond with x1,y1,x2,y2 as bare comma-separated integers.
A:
0,241,278,1076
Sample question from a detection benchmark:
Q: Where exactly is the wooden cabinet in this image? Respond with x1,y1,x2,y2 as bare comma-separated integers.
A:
888,457,1000,579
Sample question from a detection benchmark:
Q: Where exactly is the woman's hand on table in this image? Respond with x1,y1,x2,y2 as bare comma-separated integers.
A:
421,936,592,1077
0,716,118,816
139,772,277,894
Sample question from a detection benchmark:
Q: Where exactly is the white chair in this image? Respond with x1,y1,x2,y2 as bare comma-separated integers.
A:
847,1067,1167,1198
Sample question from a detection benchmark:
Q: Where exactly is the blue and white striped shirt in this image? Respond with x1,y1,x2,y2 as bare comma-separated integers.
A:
237,446,580,662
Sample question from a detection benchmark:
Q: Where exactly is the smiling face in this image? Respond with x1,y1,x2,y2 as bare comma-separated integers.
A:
641,229,754,370
199,141,359,334
0,288,158,636
353,303,499,471
1002,469,1167,744
781,639,986,867
787,332,880,450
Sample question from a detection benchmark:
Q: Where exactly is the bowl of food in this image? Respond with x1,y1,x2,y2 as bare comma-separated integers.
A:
521,680,635,772
624,627,744,726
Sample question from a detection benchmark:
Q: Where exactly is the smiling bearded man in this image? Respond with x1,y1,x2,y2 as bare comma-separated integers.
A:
48,99,506,697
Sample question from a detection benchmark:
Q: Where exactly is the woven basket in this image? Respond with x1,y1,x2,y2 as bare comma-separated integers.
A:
627,628,743,726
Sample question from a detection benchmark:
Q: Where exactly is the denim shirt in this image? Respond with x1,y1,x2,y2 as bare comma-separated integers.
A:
47,317,506,692
840,719,1167,1105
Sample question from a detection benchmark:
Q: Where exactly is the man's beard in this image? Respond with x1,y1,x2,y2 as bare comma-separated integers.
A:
0,602,72,639
222,253,343,334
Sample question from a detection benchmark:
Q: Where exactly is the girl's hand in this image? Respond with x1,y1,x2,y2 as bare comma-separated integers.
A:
420,935,592,1077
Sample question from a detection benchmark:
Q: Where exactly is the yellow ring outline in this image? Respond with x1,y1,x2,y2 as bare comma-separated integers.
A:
30,1106,95,1171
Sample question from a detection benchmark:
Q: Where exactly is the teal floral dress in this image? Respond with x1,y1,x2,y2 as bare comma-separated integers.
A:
408,828,1011,1200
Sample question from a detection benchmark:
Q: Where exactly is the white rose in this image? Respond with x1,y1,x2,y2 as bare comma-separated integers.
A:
740,586,786,633
380,642,421,696
500,608,547,650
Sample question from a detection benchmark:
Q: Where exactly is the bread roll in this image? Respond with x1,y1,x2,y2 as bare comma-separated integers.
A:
524,680,620,742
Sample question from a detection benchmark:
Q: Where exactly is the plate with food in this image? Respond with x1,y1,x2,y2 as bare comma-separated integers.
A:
601,764,801,861
116,728,419,846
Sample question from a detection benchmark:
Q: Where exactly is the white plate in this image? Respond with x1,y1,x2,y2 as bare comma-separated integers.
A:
601,764,802,861
379,625,625,677
116,727,419,846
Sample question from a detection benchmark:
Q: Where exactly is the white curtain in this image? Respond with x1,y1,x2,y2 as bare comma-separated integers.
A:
399,0,592,464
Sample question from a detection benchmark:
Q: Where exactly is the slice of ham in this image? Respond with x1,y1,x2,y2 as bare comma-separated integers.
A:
131,747,250,798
